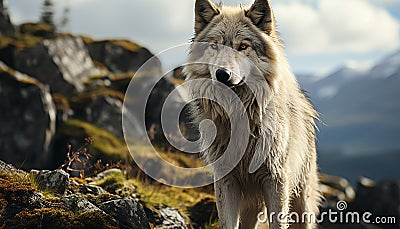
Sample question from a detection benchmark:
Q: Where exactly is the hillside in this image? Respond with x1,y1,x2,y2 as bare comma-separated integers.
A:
297,51,400,182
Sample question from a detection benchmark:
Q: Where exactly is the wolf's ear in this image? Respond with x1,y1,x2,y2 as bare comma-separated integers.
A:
195,0,220,34
245,0,275,35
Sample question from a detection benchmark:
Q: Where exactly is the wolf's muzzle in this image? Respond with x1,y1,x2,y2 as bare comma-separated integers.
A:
216,68,232,86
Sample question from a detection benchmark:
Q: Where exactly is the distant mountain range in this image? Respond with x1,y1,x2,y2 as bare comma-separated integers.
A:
297,50,400,181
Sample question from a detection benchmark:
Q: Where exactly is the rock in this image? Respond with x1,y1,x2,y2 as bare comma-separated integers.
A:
158,207,188,229
123,70,193,144
79,184,106,196
0,160,25,174
28,192,46,209
86,39,161,74
353,179,400,224
188,197,217,228
99,198,150,229
30,169,69,194
61,194,102,213
0,0,15,36
73,94,124,138
319,173,355,208
13,36,102,95
92,168,124,181
0,61,56,169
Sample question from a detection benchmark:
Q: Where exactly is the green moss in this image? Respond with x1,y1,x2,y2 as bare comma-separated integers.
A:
19,23,55,34
0,173,36,220
3,208,76,229
129,178,214,215
79,35,95,44
0,33,44,50
88,170,136,196
92,172,125,193
92,39,141,53
0,35,14,48
3,208,117,229
75,210,118,229
58,119,128,162
71,89,125,105
0,174,35,200
0,64,40,86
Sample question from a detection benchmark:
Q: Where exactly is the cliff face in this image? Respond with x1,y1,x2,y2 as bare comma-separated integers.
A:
0,20,174,170
0,62,56,169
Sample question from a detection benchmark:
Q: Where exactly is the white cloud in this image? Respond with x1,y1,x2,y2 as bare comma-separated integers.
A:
275,0,400,55
6,0,400,73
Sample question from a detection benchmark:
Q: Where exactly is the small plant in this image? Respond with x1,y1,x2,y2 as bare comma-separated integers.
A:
59,137,123,178
59,137,94,178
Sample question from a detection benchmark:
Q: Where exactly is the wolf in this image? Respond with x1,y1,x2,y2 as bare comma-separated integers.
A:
183,0,321,228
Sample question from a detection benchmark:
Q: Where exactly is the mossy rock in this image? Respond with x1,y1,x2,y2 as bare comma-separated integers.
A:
89,169,135,196
84,39,140,53
71,89,125,108
53,119,129,167
91,171,126,194
19,22,56,38
85,39,160,74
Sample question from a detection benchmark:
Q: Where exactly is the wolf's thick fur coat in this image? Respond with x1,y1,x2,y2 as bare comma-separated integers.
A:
183,0,322,228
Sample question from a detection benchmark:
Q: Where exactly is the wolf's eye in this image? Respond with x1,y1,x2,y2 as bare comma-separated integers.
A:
238,43,249,51
210,43,218,50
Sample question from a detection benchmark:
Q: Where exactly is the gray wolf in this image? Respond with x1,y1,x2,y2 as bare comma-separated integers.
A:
183,0,321,228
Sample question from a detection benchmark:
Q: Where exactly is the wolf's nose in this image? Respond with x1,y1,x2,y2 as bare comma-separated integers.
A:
216,68,232,85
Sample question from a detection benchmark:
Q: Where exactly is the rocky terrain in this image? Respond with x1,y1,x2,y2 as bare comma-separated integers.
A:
0,1,399,228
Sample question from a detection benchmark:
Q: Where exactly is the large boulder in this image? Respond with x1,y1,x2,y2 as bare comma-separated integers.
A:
0,61,56,169
12,36,102,95
0,0,15,36
86,39,161,74
99,198,150,229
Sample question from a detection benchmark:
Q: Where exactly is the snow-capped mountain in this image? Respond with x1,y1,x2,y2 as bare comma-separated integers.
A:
369,50,400,79
298,50,400,156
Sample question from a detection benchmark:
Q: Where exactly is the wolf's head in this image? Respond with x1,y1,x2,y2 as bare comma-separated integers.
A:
185,0,285,92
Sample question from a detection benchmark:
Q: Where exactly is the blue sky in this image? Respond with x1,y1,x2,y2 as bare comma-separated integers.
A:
6,0,400,75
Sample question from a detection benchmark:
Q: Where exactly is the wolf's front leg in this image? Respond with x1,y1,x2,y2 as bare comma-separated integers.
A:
215,175,241,229
263,179,290,229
